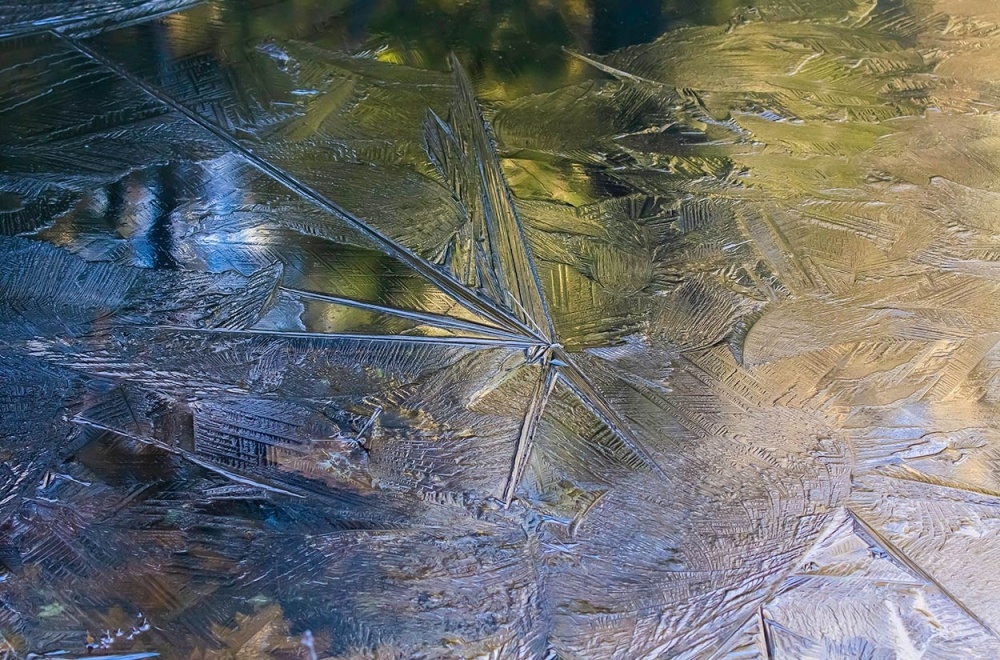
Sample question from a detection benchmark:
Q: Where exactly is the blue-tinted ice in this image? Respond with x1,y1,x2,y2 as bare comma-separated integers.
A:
3,0,1000,657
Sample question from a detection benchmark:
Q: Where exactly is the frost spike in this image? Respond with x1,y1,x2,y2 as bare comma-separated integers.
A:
282,286,526,341
56,32,532,340
422,53,556,343
503,360,557,506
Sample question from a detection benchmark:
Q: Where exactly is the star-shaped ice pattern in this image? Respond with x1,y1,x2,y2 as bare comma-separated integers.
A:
4,0,1000,657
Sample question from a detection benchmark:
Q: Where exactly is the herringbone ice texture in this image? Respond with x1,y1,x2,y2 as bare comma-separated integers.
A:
2,0,1000,657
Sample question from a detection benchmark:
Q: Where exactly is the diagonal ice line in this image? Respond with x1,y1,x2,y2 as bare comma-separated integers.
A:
759,606,777,660
149,325,544,349
0,0,201,40
563,49,675,91
554,349,669,480
55,33,538,341
846,507,1000,640
709,509,851,659
563,47,749,137
872,464,1000,501
503,358,557,505
280,286,527,341
73,415,306,498
423,54,557,343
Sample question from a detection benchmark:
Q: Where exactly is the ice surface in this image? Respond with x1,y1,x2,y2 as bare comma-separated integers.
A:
3,0,1000,657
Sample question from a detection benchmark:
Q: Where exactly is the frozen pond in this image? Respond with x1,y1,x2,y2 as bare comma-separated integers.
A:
2,0,1000,656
